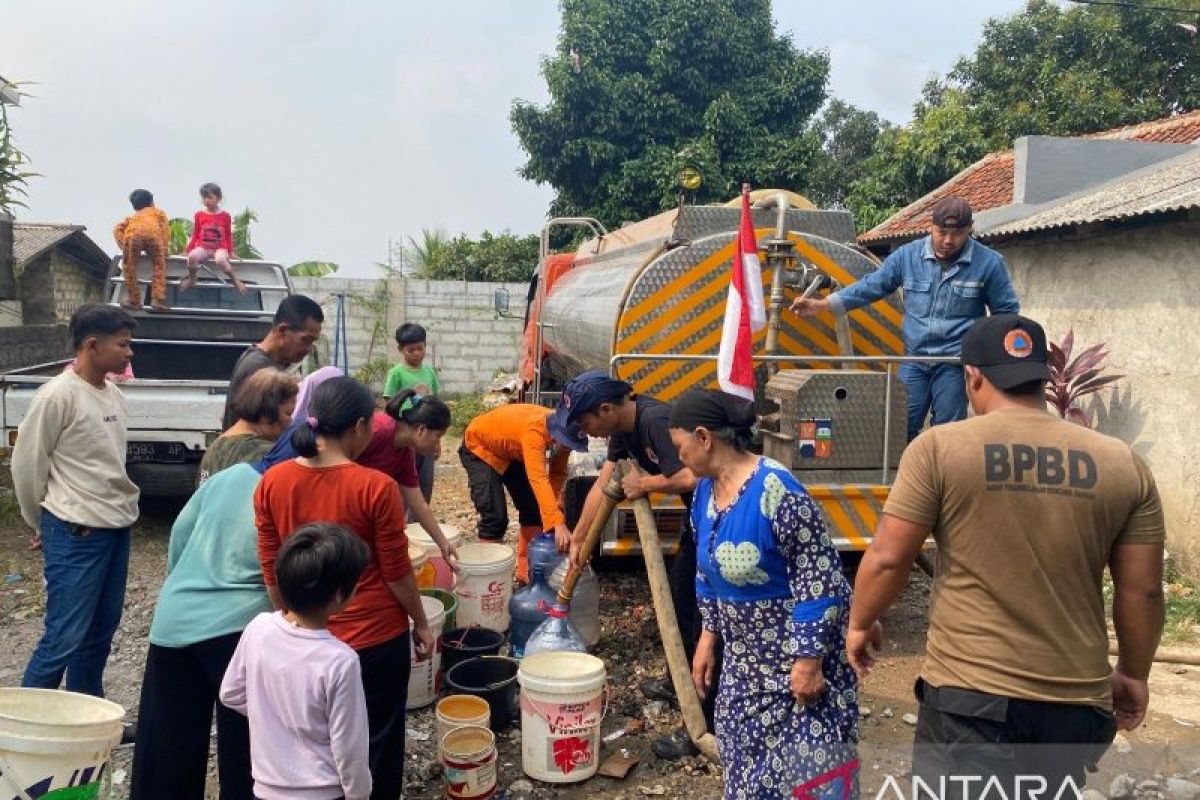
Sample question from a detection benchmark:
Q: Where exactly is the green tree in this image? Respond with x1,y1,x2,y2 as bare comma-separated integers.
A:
0,91,37,215
287,261,339,277
417,230,540,282
167,217,192,255
232,207,263,260
405,228,448,275
805,99,890,210
846,0,1200,230
510,0,829,227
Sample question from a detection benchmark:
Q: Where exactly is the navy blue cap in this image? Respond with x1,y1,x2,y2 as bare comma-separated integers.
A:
546,409,589,452
556,369,634,423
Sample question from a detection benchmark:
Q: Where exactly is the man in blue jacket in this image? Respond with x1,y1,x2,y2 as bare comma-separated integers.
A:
791,196,1020,440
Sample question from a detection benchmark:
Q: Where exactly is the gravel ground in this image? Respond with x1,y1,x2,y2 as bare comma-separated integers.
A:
2,443,1199,798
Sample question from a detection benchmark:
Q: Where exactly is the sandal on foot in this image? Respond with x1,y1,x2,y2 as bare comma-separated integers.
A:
119,300,142,312
178,271,198,292
148,301,170,313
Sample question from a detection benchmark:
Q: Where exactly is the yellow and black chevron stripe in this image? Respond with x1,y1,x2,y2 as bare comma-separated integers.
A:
614,229,904,402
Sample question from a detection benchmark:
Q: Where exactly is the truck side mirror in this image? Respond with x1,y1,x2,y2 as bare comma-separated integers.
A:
494,287,511,318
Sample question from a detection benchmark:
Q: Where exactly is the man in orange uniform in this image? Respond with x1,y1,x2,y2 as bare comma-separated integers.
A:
113,189,170,313
459,403,588,582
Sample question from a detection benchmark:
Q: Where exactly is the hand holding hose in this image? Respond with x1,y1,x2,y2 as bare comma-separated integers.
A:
789,296,831,317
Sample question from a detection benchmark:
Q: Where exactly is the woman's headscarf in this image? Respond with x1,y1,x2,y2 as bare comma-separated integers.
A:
251,366,343,475
669,389,756,434
293,366,343,422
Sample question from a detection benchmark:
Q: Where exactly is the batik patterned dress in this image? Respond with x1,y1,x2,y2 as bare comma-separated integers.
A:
694,457,859,800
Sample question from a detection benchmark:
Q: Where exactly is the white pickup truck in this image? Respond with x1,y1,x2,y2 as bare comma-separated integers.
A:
1,256,294,496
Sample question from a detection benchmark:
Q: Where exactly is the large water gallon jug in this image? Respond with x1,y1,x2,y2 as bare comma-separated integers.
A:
508,564,557,658
527,533,562,581
549,560,601,649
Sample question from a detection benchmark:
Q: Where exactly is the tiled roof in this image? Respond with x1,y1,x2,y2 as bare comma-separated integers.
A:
981,148,1200,239
12,224,85,266
13,223,111,274
860,110,1200,245
859,152,1015,244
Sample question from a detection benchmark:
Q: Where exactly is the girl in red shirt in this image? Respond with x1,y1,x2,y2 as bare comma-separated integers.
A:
182,182,247,294
255,376,433,800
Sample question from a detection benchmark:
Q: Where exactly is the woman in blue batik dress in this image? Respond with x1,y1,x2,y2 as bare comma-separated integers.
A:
668,390,859,800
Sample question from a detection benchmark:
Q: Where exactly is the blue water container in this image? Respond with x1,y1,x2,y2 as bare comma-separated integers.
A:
508,564,557,658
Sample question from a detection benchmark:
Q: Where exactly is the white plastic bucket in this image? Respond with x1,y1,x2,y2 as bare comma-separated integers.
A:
0,688,124,800
453,543,515,632
407,595,447,710
517,651,607,783
435,694,492,745
441,725,497,799
406,523,463,591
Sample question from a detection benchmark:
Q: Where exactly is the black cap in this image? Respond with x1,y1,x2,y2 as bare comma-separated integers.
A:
961,314,1050,390
931,196,973,229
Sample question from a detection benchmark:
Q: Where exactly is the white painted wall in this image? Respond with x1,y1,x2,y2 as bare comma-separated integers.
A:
997,219,1200,574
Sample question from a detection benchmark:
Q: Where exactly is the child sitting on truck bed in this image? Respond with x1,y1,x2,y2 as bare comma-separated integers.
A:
113,189,170,312
181,182,247,295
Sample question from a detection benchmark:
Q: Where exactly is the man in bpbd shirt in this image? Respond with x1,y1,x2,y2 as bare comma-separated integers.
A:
847,314,1166,791
791,196,1020,441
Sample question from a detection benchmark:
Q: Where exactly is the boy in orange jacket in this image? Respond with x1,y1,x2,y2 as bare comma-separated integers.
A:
113,189,170,312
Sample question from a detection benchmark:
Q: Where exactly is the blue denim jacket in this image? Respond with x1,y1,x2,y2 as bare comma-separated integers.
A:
828,236,1020,356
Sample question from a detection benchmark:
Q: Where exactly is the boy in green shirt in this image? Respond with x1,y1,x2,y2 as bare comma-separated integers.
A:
383,323,440,506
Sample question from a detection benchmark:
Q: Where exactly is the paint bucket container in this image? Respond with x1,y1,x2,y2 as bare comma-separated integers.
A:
0,688,125,799
421,587,459,632
453,543,515,631
444,656,519,731
435,695,492,745
441,725,497,799
410,543,437,590
517,651,606,783
407,595,447,710
440,627,505,676
407,523,463,591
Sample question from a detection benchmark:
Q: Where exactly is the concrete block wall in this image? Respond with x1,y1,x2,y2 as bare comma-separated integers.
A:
51,252,105,323
0,324,71,371
289,276,527,395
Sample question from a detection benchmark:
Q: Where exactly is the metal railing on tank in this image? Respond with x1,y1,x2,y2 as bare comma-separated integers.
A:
608,352,960,484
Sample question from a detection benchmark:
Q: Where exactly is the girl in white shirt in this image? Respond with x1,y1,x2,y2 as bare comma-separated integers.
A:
221,523,372,800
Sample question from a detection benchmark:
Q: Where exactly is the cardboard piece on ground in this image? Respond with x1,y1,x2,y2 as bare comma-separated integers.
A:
598,749,640,779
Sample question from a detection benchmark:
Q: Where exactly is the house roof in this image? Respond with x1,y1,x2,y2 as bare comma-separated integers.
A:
860,110,1200,245
13,223,112,275
980,147,1200,240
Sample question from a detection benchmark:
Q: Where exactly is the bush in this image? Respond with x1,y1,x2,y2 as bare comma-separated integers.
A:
447,394,489,438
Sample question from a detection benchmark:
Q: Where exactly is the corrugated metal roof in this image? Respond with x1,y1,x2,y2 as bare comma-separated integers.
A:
12,223,111,274
980,148,1200,238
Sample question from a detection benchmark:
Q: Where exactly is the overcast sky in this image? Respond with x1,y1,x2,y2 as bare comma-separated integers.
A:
4,0,1027,277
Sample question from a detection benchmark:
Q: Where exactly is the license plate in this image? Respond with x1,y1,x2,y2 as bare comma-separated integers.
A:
126,441,188,463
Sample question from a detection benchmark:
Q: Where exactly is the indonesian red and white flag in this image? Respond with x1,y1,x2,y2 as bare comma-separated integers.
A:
717,188,767,401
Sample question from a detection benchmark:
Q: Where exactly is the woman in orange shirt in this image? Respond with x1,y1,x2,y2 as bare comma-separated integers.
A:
458,402,588,582
255,376,433,800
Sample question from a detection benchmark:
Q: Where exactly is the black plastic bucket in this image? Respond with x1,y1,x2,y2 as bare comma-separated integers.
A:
440,627,505,675
444,655,519,731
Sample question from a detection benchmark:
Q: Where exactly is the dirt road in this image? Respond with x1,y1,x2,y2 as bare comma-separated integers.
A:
1,447,1198,799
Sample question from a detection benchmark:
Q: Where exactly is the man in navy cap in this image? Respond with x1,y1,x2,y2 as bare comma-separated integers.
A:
791,195,1020,441
553,369,710,760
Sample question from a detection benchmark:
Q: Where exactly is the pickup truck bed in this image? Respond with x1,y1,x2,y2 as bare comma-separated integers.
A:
2,255,294,497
